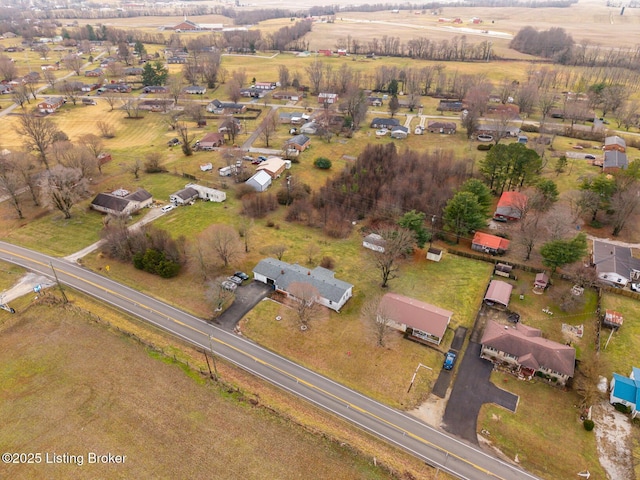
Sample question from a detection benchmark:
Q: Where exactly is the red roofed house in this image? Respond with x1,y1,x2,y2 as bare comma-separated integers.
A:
480,320,576,386
493,191,527,222
379,293,453,345
472,232,510,255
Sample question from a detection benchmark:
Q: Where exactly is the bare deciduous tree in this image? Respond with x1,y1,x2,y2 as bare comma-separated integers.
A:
40,165,90,219
207,224,243,268
207,277,236,316
97,121,116,139
19,113,58,170
176,122,194,156
0,157,25,219
13,152,40,206
260,110,278,148
101,91,119,112
0,55,18,82
63,55,83,76
361,295,396,347
268,244,287,261
287,282,323,329
238,217,254,253
78,133,104,173
369,227,416,288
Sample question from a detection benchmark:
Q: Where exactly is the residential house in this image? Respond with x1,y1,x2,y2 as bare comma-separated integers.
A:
241,87,264,98
142,85,167,94
273,91,301,101
493,191,527,222
167,56,187,64
362,233,385,253
592,240,640,287
84,68,103,77
472,232,510,255
604,135,626,152
426,121,456,134
37,96,65,114
300,122,318,135
183,85,206,95
379,293,452,345
123,67,144,76
102,83,131,93
480,320,576,386
390,126,409,139
367,96,383,106
609,368,640,418
603,150,628,172
279,112,296,124
252,258,353,312
81,83,101,92
139,99,174,112
254,82,276,90
184,183,226,202
484,280,513,308
169,186,199,205
475,124,520,138
196,132,225,150
370,117,400,129
318,92,338,104
285,134,311,152
206,99,246,115
246,170,272,192
437,100,463,112
256,157,287,179
90,188,152,215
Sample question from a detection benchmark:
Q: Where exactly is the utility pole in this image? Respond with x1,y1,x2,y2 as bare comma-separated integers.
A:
50,261,68,304
208,334,219,380
430,215,437,248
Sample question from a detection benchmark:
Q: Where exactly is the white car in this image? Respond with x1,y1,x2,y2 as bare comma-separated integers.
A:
631,283,640,292
375,129,389,137
160,204,175,213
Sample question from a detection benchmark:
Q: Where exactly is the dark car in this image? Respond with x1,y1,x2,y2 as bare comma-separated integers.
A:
234,271,249,281
167,138,180,147
258,156,268,161
585,154,596,160
443,350,457,370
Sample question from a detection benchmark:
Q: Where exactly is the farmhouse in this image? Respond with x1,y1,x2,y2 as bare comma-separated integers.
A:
370,118,400,129
252,258,353,312
426,121,456,134
285,134,311,152
246,170,272,192
472,232,510,255
362,233,385,253
90,189,152,215
37,96,65,114
169,186,199,205
184,183,226,202
493,191,527,222
484,280,513,308
592,240,640,287
480,320,576,386
379,293,453,345
206,99,246,115
367,96,383,106
610,368,640,419
256,157,287,178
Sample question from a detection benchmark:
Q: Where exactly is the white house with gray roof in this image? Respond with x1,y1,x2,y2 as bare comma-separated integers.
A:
253,258,353,312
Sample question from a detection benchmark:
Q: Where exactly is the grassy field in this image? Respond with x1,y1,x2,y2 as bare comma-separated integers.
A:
0,302,395,480
600,293,640,376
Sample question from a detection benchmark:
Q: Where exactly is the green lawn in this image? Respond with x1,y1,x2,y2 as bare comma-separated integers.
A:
600,293,640,376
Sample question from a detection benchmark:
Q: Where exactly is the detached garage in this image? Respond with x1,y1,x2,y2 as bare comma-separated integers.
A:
484,280,513,308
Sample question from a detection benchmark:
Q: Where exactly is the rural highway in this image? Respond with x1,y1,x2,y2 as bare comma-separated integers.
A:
0,241,542,480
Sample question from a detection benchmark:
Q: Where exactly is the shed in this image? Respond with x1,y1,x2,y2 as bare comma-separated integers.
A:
534,272,549,290
603,310,624,329
246,170,272,192
484,280,513,308
426,248,443,262
494,263,513,278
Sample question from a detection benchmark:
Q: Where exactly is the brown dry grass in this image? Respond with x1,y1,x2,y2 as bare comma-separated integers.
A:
0,300,402,480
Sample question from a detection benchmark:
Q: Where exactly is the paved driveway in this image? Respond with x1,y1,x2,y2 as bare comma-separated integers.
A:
442,342,519,444
213,281,271,330
432,327,467,398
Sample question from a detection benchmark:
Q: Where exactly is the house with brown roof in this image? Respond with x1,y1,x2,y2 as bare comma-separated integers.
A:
426,121,456,134
195,132,225,150
480,320,576,386
472,232,510,255
493,191,527,222
379,293,453,345
256,157,287,179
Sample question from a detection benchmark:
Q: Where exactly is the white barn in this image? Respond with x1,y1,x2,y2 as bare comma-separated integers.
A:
246,170,272,192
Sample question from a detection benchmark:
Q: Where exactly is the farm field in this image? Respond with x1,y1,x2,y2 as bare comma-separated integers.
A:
0,301,395,480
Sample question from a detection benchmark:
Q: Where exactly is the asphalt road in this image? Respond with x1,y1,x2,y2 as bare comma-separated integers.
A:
0,241,542,480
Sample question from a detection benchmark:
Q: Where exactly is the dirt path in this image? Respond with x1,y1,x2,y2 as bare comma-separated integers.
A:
592,401,634,480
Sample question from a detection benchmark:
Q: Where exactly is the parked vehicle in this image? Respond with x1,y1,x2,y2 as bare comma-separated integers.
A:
221,280,237,292
227,275,243,285
631,283,640,292
443,350,457,370
234,271,249,281
160,204,175,213
167,138,180,146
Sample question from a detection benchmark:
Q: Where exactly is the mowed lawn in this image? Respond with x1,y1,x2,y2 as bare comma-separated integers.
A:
0,305,391,480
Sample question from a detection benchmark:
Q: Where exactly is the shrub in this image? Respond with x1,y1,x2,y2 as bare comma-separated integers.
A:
477,144,492,151
235,184,256,200
314,157,332,169
583,419,595,431
320,256,335,269
613,403,632,414
242,193,278,218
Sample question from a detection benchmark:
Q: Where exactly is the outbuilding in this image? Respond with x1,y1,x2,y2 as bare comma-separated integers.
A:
170,186,199,205
484,280,513,308
246,170,272,192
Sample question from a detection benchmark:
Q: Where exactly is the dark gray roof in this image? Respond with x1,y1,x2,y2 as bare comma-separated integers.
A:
603,150,628,169
90,193,130,212
172,187,199,200
286,134,310,146
125,189,152,202
605,136,626,148
253,258,353,304
371,117,400,127
593,240,640,279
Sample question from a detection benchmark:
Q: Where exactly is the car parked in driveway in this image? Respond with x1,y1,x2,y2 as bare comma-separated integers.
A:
221,280,237,291
585,154,596,160
631,283,640,292
227,275,243,285
234,271,249,281
443,350,457,370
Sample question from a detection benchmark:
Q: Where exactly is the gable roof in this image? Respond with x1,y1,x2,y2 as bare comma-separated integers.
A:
481,320,575,377
90,193,130,212
371,117,400,127
125,189,152,202
379,293,452,339
612,373,638,403
200,132,225,144
286,134,310,146
495,191,527,219
247,170,272,186
484,280,513,307
253,258,353,305
603,150,628,169
172,186,198,200
256,157,286,176
604,135,626,149
472,232,510,251
592,240,640,280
